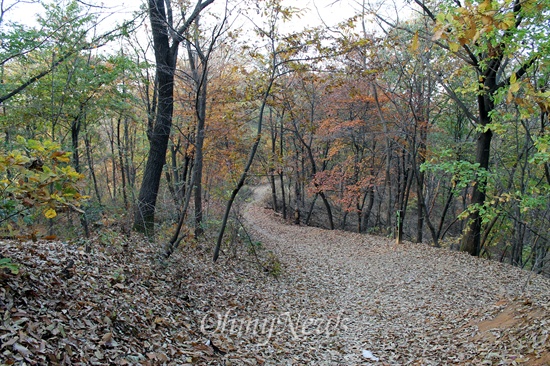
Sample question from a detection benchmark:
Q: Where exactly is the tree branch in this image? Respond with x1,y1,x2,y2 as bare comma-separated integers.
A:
413,0,436,22
496,55,538,90
0,19,135,104
434,72,479,125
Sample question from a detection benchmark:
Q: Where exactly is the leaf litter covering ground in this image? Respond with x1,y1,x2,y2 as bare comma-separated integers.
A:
0,185,548,365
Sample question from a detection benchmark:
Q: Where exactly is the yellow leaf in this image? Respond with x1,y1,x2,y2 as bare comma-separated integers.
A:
411,31,420,52
478,0,492,13
449,42,460,52
472,30,481,43
464,21,477,41
51,150,71,162
481,15,490,25
507,89,514,103
509,81,520,93
432,27,444,41
44,208,57,219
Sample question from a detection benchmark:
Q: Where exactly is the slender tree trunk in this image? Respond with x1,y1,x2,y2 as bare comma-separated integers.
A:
84,131,102,204
539,109,550,185
181,151,192,203
357,188,366,233
192,73,207,238
71,117,81,173
124,117,135,190
117,116,129,209
163,164,196,258
107,118,117,202
185,14,225,239
70,103,86,173
436,187,454,240
70,105,90,237
166,144,182,216
134,105,173,235
134,67,175,235
103,159,113,201
279,115,287,219
269,109,278,211
416,169,439,247
361,163,376,232
270,173,277,210
279,169,286,219
416,172,430,243
362,185,375,232
306,193,318,225
294,149,301,225
416,114,428,243
373,83,393,231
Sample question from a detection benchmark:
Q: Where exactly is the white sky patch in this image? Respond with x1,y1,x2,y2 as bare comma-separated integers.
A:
1,0,411,61
2,0,410,28
2,0,407,36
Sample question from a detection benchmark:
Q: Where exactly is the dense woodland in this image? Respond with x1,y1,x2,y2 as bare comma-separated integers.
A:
1,0,549,274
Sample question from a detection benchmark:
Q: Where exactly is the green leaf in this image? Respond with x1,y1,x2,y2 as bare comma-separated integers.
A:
449,42,460,52
0,257,20,274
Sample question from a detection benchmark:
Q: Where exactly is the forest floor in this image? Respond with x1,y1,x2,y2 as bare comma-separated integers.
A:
1,185,550,365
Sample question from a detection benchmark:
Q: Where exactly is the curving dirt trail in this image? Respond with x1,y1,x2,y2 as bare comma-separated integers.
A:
237,185,550,365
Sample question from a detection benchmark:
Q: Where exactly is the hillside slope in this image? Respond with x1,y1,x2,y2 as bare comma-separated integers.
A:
1,185,549,365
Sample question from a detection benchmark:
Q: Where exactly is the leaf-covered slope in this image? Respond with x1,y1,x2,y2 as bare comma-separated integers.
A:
240,185,550,364
1,185,549,365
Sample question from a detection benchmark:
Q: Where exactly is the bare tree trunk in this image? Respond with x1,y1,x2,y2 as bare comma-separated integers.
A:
306,193,318,225
279,170,286,219
294,149,301,225
70,104,90,237
84,130,102,204
185,13,226,239
269,109,278,211
107,118,117,202
103,159,113,201
71,116,81,173
192,80,207,238
117,116,129,209
163,165,196,258
166,144,182,216
279,115,287,219
270,172,277,211
373,83,393,232
416,171,424,243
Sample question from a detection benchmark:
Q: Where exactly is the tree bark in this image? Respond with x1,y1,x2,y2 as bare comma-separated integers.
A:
84,129,101,204
279,115,287,219
187,42,209,238
460,105,493,255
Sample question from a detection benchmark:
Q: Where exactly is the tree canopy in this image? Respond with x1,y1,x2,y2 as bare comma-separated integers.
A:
1,0,549,274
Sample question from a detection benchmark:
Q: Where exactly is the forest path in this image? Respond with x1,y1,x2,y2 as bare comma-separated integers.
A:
238,185,550,365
